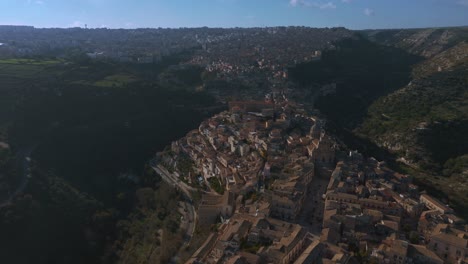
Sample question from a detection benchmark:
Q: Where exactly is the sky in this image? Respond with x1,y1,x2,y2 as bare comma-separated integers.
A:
0,0,467,30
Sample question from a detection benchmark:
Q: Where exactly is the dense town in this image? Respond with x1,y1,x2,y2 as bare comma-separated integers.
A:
155,93,467,264
0,26,350,61
0,25,350,91
1,25,466,264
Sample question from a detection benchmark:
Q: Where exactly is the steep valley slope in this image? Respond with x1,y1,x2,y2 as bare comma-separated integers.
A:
288,27,468,216
357,28,468,215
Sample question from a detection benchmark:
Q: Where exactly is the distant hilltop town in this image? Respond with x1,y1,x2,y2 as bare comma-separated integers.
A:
0,26,349,91
0,24,467,264
0,26,348,62
153,92,467,264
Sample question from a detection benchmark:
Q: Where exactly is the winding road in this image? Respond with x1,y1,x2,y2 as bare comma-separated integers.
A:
149,160,198,248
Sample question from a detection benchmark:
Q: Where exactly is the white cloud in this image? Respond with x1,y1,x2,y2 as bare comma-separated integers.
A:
69,21,84,28
341,0,351,3
457,0,468,6
364,8,374,16
319,2,336,9
290,0,299,6
290,0,336,9
124,22,135,28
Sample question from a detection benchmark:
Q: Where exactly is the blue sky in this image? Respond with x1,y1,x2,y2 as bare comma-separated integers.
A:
0,0,467,29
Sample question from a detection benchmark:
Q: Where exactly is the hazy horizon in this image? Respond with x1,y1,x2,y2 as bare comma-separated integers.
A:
1,24,468,31
1,0,468,30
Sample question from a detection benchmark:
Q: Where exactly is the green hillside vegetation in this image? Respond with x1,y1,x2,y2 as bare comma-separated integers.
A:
354,30,466,215
354,28,468,216
0,54,218,264
358,63,468,214
290,36,422,128
411,41,468,78
290,29,468,218
115,182,184,264
360,65,468,144
0,147,17,201
1,27,467,263
444,155,468,177
0,167,104,264
93,74,137,87
1,55,216,199
360,27,468,58
0,58,62,65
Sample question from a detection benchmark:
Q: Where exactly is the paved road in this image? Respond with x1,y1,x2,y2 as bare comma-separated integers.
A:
150,162,198,253
296,176,329,235
150,162,196,197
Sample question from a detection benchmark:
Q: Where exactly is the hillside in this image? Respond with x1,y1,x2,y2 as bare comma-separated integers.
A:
358,62,468,213
0,56,218,264
288,27,468,216
289,36,422,128
412,41,468,78
361,27,468,58
357,27,468,160
359,62,467,157
356,28,468,213
0,25,467,262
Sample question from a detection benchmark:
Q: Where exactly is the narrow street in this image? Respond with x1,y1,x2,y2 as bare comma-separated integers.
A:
295,173,330,236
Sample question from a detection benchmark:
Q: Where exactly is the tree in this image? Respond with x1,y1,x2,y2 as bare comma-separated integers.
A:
136,188,155,209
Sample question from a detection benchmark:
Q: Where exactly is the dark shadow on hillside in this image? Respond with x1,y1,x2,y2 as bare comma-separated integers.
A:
289,36,423,129
21,84,216,203
1,54,218,264
419,119,468,166
326,119,468,220
5,52,218,206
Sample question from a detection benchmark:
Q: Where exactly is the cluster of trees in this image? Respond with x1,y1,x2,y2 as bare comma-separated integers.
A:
209,177,225,194
0,167,106,264
0,147,18,201
290,36,421,128
359,64,468,172
114,182,185,264
443,155,468,177
0,52,217,263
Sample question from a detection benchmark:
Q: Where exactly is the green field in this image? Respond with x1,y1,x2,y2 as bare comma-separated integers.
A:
94,74,137,87
0,58,62,65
